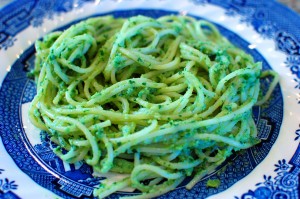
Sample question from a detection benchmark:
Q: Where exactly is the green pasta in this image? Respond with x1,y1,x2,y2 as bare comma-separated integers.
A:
29,15,279,198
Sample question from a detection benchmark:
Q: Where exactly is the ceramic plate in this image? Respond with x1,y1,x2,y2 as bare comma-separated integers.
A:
0,0,299,198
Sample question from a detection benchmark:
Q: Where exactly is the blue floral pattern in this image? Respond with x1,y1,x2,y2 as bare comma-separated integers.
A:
0,0,92,47
0,169,20,199
237,159,299,199
277,32,300,56
295,125,300,141
235,125,300,199
286,56,300,79
0,37,16,51
274,159,290,172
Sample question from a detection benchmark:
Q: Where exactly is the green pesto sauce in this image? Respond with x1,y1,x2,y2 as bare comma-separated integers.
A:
206,179,221,188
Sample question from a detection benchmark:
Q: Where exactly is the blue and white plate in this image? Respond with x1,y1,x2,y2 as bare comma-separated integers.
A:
0,0,299,198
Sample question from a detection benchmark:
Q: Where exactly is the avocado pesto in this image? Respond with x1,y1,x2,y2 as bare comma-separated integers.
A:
29,15,279,199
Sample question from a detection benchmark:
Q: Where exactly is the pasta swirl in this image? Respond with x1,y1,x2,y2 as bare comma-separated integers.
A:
29,15,279,198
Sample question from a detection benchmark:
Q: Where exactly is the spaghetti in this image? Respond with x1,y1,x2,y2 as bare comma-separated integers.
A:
29,15,279,198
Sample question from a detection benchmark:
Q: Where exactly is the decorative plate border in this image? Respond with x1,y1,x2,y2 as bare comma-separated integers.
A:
0,0,299,198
